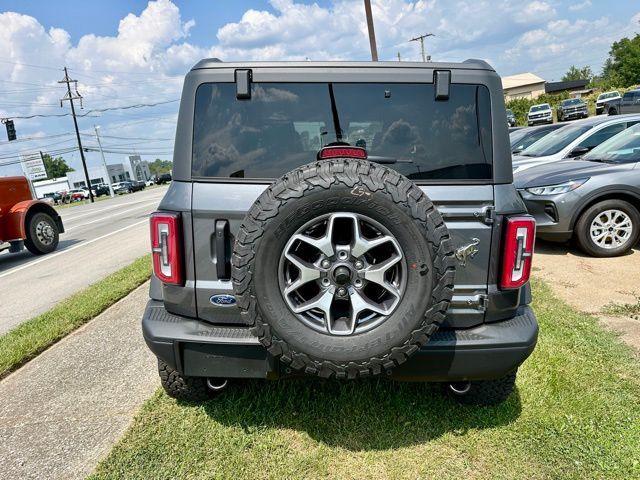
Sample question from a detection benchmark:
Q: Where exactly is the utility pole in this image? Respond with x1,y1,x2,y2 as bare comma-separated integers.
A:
397,52,401,62
94,125,114,198
59,67,94,202
410,33,435,62
363,0,378,61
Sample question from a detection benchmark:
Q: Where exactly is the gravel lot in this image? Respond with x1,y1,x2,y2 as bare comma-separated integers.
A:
533,240,640,352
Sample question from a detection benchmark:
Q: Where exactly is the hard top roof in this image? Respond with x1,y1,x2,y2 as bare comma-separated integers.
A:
191,58,494,71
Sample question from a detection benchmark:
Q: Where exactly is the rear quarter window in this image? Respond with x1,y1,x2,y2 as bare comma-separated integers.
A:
192,82,493,181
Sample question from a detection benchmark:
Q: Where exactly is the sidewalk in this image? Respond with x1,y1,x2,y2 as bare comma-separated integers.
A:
0,283,157,480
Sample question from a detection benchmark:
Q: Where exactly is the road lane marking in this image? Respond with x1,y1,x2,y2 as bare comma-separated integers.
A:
0,219,148,280
64,201,158,232
60,193,165,221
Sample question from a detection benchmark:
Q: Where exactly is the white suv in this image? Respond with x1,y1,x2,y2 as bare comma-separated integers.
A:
595,91,621,115
527,103,553,126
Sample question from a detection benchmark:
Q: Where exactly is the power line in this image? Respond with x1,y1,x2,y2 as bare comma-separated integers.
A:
59,66,93,202
409,33,435,62
4,99,179,120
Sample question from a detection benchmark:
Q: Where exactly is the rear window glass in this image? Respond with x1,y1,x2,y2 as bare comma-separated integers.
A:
192,82,493,181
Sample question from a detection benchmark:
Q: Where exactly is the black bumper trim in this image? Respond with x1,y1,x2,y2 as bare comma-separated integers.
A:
142,301,538,382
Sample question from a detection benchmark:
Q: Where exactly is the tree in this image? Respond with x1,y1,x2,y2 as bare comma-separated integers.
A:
42,154,73,179
601,34,640,87
149,158,173,176
562,65,593,82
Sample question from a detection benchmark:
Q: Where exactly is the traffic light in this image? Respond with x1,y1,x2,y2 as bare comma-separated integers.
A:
5,120,16,141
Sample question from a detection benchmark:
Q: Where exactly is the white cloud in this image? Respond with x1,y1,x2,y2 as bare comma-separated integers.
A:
1,0,640,175
569,1,592,12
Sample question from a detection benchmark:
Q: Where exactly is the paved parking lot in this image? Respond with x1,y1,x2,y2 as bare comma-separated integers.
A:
0,186,167,334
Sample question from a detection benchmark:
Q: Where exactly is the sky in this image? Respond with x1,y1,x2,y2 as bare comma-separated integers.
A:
1,0,639,177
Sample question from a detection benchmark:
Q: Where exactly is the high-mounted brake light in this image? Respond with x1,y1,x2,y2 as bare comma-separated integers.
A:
150,212,184,286
317,146,367,160
500,216,535,290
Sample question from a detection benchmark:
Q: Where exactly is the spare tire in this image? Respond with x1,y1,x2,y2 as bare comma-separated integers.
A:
232,159,455,379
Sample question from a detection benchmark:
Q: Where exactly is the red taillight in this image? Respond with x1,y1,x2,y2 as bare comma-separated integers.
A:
150,212,184,286
500,215,536,290
317,146,367,160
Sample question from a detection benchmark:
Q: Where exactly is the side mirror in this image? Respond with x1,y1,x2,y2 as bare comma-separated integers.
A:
568,146,590,158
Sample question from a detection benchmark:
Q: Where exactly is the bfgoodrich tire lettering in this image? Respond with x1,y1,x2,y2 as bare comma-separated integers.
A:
232,159,456,379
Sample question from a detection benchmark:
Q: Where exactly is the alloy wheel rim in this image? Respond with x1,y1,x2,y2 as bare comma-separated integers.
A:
589,209,633,249
278,212,406,336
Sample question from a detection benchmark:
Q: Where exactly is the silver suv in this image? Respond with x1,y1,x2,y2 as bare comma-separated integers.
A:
142,59,538,406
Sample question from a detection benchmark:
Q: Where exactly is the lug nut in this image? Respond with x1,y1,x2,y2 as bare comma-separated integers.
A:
321,259,331,269
337,287,347,297
338,251,348,260
321,278,331,287
354,279,363,288
354,260,363,269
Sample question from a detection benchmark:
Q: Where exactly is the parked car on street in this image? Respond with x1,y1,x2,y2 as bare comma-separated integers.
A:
557,98,588,122
142,59,539,407
131,180,146,192
112,181,133,194
506,108,516,127
527,103,553,126
155,173,172,184
509,123,563,154
93,184,111,197
604,89,640,115
42,191,63,205
512,114,640,173
515,122,640,257
595,91,621,115
0,176,64,255
68,188,91,201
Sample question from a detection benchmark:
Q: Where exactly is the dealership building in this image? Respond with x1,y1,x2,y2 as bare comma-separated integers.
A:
33,156,152,195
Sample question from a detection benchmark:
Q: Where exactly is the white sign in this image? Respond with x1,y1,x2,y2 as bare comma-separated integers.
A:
21,153,48,181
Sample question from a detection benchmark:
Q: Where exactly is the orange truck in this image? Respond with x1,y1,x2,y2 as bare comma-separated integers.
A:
0,176,64,255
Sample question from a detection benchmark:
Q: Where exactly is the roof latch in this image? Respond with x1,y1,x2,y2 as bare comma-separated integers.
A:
235,69,252,100
434,70,451,101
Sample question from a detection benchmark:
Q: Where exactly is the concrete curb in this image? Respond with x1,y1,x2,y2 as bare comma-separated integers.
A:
0,282,157,480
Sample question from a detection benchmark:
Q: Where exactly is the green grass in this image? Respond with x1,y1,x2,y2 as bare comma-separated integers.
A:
89,279,640,480
0,255,151,379
602,297,640,318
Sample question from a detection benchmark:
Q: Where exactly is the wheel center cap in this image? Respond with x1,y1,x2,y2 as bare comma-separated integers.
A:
333,266,352,286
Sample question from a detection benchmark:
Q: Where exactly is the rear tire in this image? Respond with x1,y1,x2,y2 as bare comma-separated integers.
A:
158,359,223,402
575,199,640,257
446,371,517,406
24,212,59,255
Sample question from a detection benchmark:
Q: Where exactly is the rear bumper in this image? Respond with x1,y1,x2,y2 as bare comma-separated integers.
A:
142,301,538,382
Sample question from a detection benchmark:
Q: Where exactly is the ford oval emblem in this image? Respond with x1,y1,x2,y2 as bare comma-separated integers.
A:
210,294,237,307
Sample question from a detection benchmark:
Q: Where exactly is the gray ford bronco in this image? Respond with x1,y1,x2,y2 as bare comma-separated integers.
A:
143,59,538,406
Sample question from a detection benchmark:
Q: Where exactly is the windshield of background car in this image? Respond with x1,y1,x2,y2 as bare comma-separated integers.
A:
583,123,640,163
598,92,618,101
530,104,550,112
562,98,582,106
511,127,556,152
192,82,493,181
520,124,592,157
509,128,529,146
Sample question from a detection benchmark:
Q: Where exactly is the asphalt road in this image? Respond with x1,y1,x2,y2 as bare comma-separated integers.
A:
0,186,168,334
